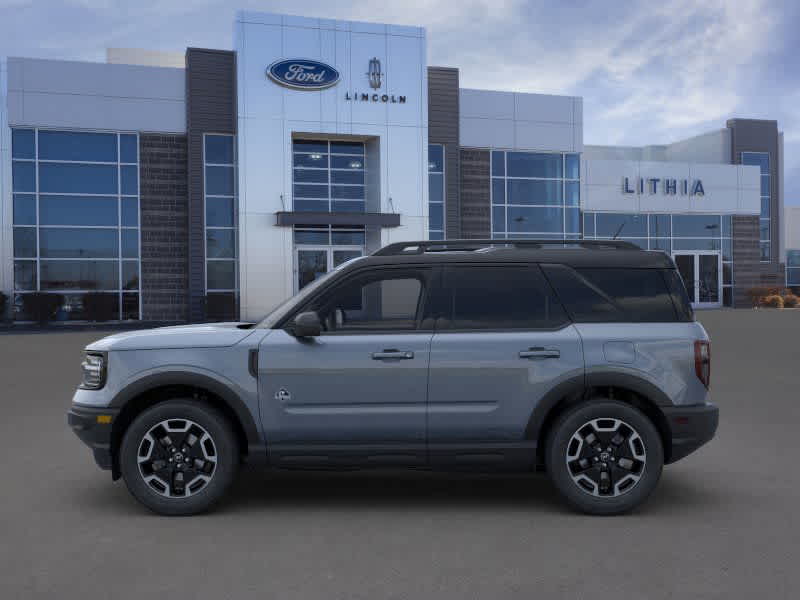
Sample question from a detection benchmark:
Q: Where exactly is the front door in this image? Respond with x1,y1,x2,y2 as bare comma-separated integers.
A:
426,265,584,467
259,267,434,465
674,252,721,308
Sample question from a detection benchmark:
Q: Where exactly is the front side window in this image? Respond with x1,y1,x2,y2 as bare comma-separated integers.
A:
439,266,567,330
310,271,427,333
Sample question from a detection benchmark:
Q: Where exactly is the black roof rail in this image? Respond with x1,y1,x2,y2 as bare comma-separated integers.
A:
373,238,641,256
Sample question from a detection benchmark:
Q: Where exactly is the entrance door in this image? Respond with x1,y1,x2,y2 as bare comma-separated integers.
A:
295,246,363,291
673,252,721,308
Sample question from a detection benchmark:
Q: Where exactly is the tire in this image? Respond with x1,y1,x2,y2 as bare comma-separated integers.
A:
545,400,663,515
119,399,239,516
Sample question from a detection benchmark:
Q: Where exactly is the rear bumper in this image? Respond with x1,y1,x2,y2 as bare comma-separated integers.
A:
67,405,119,471
663,402,719,464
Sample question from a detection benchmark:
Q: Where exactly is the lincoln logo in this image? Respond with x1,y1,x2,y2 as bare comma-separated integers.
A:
367,57,382,89
266,59,340,90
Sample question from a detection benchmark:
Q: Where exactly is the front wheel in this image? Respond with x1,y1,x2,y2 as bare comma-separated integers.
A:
119,400,239,515
545,400,663,515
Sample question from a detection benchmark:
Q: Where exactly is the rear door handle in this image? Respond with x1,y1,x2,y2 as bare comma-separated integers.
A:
519,347,560,359
372,350,415,360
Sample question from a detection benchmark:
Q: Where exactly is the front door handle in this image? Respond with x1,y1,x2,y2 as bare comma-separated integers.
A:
519,347,560,360
372,350,414,360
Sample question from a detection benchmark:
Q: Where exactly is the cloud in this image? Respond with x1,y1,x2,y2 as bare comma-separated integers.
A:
0,0,796,201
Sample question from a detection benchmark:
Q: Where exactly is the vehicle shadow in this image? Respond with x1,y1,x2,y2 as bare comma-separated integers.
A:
68,466,725,517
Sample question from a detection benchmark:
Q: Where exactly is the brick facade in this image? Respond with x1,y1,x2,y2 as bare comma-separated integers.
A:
730,215,785,307
139,134,189,322
459,149,491,238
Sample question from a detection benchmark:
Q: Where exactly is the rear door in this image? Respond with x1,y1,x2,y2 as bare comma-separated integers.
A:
426,264,584,466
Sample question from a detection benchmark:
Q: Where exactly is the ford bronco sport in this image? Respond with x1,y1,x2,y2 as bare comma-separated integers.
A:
68,239,718,515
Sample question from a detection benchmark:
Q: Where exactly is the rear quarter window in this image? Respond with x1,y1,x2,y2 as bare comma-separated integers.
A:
542,265,689,322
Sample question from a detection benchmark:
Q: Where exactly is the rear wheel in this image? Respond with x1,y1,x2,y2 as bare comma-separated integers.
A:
545,400,663,515
120,400,239,515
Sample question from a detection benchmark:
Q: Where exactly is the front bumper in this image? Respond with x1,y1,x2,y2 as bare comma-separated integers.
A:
67,405,120,471
663,402,719,464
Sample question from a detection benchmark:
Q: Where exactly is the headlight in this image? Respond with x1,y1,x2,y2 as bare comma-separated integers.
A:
80,352,107,390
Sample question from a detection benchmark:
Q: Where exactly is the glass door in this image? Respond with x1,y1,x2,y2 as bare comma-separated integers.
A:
673,252,721,308
295,247,363,291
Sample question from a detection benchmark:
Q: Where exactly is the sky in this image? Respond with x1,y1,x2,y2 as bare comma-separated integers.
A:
1,0,798,203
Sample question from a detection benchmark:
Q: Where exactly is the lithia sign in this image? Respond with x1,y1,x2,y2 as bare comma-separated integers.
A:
623,177,705,196
267,57,407,103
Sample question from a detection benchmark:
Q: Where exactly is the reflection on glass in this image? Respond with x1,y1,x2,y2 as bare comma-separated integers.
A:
298,250,327,290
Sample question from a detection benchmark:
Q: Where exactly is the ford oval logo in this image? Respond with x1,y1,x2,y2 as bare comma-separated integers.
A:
267,59,340,90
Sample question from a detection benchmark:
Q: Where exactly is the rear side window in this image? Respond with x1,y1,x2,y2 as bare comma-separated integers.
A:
439,265,568,330
542,265,685,322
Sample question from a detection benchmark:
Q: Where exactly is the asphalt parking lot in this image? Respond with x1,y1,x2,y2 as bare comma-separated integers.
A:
1,309,799,599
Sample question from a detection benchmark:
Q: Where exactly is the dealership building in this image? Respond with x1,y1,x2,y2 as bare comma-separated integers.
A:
0,11,791,322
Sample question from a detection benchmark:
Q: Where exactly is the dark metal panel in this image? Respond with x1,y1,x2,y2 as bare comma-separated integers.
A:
427,67,460,239
459,148,490,238
727,118,781,273
275,212,401,227
186,48,237,322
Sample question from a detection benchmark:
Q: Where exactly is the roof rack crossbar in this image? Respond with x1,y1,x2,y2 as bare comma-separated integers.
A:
373,238,640,256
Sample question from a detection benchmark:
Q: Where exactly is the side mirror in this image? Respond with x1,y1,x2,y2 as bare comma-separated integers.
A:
292,311,322,338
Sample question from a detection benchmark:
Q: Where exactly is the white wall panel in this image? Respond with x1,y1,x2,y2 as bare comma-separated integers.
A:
460,89,514,120
349,32,388,126
235,11,427,319
459,88,581,153
7,57,185,132
514,121,574,152
459,117,514,149
583,157,759,215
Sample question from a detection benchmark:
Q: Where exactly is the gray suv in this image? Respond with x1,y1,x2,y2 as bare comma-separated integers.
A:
68,239,718,516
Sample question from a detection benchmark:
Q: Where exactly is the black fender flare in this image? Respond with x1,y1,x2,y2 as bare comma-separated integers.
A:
524,371,673,442
110,371,262,449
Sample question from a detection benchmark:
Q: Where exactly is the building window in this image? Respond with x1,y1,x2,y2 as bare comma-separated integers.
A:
742,152,770,261
11,128,141,321
583,212,734,307
204,134,238,317
787,250,800,289
490,150,580,239
428,144,445,240
292,140,365,213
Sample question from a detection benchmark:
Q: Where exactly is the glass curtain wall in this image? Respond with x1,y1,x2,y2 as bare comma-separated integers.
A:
292,140,365,212
491,151,580,239
428,144,445,240
11,128,140,320
741,152,771,261
583,212,734,306
787,250,800,288
204,134,238,319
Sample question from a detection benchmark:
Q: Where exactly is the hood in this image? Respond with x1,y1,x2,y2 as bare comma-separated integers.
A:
86,322,258,352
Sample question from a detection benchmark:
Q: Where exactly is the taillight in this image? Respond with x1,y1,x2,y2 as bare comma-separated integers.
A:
694,340,711,388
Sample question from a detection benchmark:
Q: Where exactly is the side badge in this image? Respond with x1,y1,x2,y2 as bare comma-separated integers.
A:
275,388,291,402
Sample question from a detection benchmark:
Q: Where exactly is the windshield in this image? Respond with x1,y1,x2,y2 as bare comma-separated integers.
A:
256,256,367,328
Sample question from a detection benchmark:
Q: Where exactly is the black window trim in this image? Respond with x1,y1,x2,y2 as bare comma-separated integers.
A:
280,264,437,336
433,262,572,334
